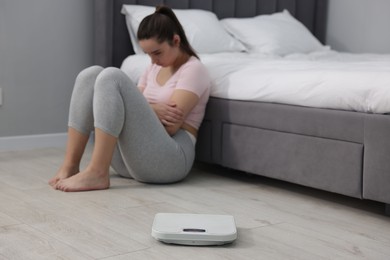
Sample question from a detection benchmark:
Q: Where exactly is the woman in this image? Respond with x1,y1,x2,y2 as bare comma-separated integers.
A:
49,6,210,192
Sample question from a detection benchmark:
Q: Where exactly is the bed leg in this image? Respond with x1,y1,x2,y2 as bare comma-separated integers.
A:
385,204,390,216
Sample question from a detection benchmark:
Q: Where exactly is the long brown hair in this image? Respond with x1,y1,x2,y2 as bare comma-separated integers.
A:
137,5,199,59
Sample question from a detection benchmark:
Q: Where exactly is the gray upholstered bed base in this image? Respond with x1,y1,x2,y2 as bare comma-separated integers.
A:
94,0,390,214
196,98,390,207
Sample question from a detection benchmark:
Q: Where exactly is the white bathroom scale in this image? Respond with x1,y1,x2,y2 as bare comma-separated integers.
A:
151,213,237,246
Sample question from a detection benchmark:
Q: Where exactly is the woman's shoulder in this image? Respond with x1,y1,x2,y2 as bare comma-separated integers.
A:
187,56,204,66
177,56,211,90
181,56,208,74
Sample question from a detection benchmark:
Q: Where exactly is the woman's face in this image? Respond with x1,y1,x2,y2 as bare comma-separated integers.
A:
139,36,180,67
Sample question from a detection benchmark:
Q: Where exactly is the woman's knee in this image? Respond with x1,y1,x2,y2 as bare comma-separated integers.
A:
95,67,117,82
95,67,135,90
75,65,104,86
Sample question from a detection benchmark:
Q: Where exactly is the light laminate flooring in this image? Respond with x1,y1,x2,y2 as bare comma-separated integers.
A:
0,146,389,259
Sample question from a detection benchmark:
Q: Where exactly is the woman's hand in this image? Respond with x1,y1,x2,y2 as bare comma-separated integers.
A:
151,102,184,126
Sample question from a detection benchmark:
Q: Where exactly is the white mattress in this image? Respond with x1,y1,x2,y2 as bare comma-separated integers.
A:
120,50,390,114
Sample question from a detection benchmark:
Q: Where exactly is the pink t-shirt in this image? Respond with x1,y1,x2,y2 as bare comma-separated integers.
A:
138,56,211,130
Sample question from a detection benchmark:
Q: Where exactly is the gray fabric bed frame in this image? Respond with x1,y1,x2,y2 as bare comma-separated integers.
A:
94,0,390,214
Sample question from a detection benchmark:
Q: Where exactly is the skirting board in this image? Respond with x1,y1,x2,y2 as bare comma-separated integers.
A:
0,133,68,152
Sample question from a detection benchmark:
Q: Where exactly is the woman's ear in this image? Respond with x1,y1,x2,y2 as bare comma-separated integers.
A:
173,34,181,47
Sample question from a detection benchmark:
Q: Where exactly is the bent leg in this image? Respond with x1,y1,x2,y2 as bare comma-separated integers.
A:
49,66,103,187
55,67,130,191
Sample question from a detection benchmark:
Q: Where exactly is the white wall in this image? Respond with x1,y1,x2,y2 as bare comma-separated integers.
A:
0,0,94,137
326,0,390,53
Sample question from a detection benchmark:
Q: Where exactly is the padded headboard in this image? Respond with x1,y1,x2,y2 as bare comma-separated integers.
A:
94,0,328,68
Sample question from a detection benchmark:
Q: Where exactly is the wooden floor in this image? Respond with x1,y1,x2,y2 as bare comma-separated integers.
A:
1,146,390,260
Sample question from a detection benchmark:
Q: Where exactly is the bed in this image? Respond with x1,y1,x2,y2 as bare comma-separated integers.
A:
94,0,390,214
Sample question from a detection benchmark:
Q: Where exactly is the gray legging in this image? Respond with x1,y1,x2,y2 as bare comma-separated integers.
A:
68,65,195,183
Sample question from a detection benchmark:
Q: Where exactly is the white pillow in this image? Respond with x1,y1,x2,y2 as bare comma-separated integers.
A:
220,10,326,55
121,5,246,54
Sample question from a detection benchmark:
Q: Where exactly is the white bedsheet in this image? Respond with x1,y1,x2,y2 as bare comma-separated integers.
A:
120,51,390,114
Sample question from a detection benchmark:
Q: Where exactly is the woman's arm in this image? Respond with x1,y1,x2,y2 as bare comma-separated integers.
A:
163,89,199,136
146,87,199,136
150,102,184,128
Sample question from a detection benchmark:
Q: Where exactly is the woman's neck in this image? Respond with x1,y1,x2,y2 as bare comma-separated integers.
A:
171,51,190,72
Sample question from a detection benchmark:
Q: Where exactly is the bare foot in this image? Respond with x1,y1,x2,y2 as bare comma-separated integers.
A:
54,167,110,192
49,165,79,187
